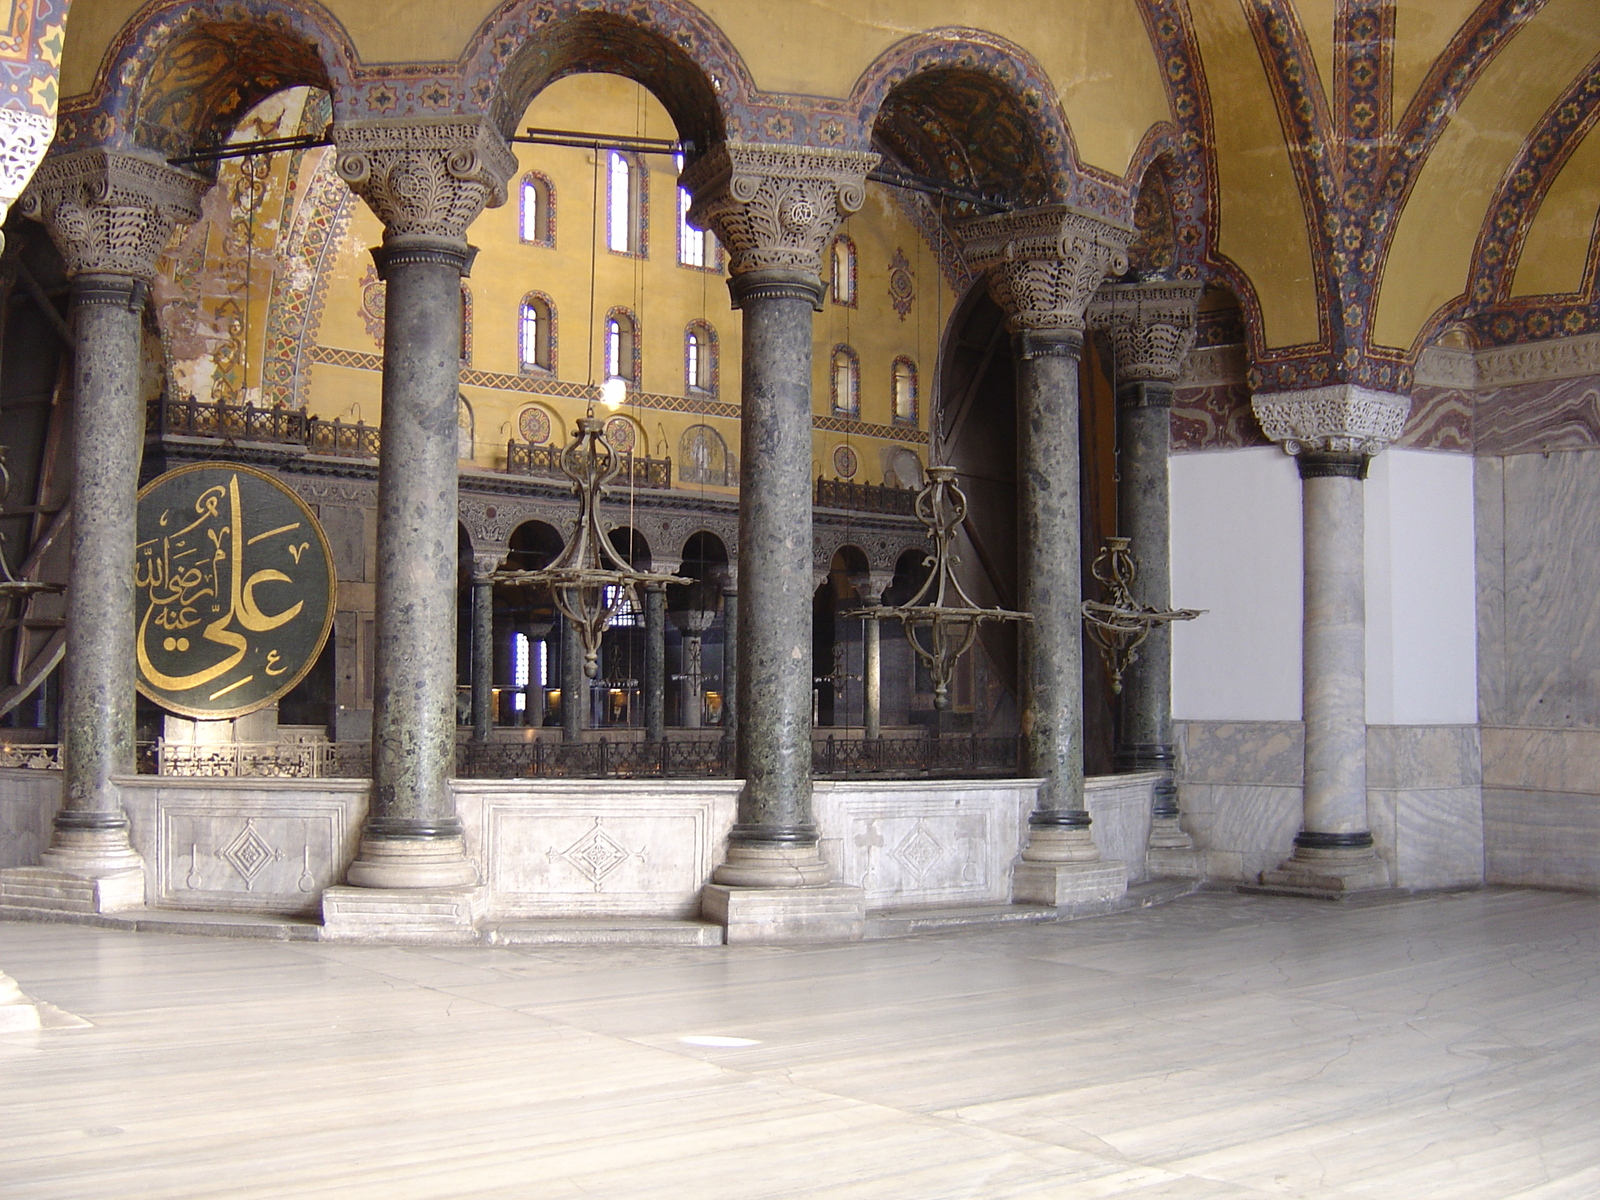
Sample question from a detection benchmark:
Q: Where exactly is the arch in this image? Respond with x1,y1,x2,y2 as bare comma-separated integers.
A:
606,149,647,256
851,29,1102,213
684,320,718,395
468,2,749,160
519,292,557,374
457,395,476,461
891,356,918,425
830,235,858,306
1126,155,1181,282
679,424,736,487
519,170,556,246
679,531,730,577
60,1,355,161
507,520,565,569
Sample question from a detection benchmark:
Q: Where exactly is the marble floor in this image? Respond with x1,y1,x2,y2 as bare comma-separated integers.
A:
1,888,1596,1199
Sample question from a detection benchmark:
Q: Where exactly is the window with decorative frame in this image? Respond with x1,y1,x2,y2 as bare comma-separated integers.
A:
519,293,556,374
519,172,555,246
831,345,860,417
892,356,918,424
830,235,857,306
459,284,473,365
675,153,719,270
605,308,640,386
606,150,647,257
684,321,717,394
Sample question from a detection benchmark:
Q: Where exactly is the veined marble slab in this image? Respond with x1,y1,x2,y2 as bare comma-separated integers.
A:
0,769,60,871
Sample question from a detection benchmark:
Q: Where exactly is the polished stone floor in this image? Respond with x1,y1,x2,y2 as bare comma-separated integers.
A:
1,887,1596,1199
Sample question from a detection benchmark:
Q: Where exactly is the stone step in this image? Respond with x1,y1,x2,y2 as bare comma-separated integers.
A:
864,904,1059,939
117,909,322,942
485,919,725,947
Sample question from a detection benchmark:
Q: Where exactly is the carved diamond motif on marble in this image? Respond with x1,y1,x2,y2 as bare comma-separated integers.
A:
893,820,945,881
220,819,282,891
552,819,643,891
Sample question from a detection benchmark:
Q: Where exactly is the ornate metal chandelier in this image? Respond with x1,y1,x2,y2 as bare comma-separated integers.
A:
1080,536,1202,693
847,465,1030,711
491,416,686,678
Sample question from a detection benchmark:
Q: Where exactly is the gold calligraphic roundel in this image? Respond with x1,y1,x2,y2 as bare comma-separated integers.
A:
135,463,336,719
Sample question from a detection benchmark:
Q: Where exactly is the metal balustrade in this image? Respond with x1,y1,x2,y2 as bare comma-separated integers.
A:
814,476,917,515
504,439,672,489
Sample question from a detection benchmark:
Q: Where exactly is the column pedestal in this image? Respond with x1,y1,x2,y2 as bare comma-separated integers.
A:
321,883,487,943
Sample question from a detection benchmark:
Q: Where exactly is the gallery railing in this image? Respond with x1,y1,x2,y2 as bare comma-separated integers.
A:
151,397,381,460
814,477,917,515
148,740,370,778
504,439,672,489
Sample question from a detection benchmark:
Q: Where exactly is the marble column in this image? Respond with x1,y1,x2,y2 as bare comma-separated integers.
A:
1,151,205,914
560,615,585,742
718,568,738,754
1089,280,1202,876
643,583,666,742
470,551,500,744
683,142,876,939
853,570,892,741
322,119,513,931
672,604,717,729
1253,385,1409,896
961,205,1134,908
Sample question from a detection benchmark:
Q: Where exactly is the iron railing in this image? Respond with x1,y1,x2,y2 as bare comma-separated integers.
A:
814,477,917,515
505,439,672,489
0,742,60,770
147,740,369,778
151,397,381,459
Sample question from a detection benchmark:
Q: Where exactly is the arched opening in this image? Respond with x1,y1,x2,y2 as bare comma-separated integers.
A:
668,532,729,729
499,521,565,729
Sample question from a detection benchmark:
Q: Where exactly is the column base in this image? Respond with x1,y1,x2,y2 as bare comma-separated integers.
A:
1011,860,1128,907
1146,816,1203,878
711,841,833,888
701,884,865,943
1020,824,1103,863
1256,845,1390,898
0,865,146,916
321,884,487,943
39,824,145,879
0,971,43,1034
344,835,478,890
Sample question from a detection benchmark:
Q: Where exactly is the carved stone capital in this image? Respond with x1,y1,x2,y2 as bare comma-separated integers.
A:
958,205,1134,334
332,117,516,243
1088,280,1203,383
1251,384,1411,456
20,149,208,279
681,142,879,280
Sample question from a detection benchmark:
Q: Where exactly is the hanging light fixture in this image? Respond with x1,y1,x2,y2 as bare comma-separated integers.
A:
1080,536,1203,693
491,415,687,678
847,465,1030,711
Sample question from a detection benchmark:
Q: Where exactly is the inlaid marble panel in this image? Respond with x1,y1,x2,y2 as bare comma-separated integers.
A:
1397,386,1473,450
1083,773,1156,883
456,780,740,919
1367,725,1481,789
1175,783,1302,882
0,769,59,870
1367,787,1485,889
119,778,369,917
1484,787,1600,891
1174,720,1303,786
1475,455,1509,725
1476,375,1600,456
1482,726,1600,794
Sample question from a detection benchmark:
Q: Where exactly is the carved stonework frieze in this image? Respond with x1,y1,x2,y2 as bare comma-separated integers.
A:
1251,384,1411,455
332,118,516,242
958,205,1134,334
1476,330,1600,388
680,142,879,279
1088,280,1203,383
20,149,208,279
0,109,57,216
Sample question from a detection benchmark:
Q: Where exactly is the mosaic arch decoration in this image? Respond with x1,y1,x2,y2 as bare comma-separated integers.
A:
1448,53,1600,348
1238,0,1544,392
57,0,358,158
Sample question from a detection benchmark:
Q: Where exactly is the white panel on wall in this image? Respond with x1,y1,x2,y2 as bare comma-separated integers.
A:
1365,450,1478,724
1171,447,1303,720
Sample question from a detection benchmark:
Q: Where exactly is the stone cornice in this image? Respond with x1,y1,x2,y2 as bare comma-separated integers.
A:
680,142,879,280
1251,384,1411,455
957,204,1134,334
1088,280,1203,383
1476,331,1600,388
332,117,516,243
1177,344,1248,388
20,149,208,279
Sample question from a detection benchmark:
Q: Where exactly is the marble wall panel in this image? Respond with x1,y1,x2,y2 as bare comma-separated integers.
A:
1176,783,1303,882
1494,449,1600,728
1476,376,1600,456
1476,455,1509,725
1367,788,1485,889
812,780,1038,910
118,779,369,917
0,769,60,870
1174,721,1304,786
1084,773,1157,883
1397,386,1473,451
1367,726,1482,789
1482,726,1600,793
1484,787,1600,891
455,780,740,919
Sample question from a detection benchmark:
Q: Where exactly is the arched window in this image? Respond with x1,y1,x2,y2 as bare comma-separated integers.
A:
892,357,918,424
685,321,717,394
679,424,736,487
830,236,857,306
519,293,556,374
459,284,472,365
607,150,645,256
831,345,859,417
605,308,639,386
676,153,717,269
457,395,475,461
519,172,554,246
